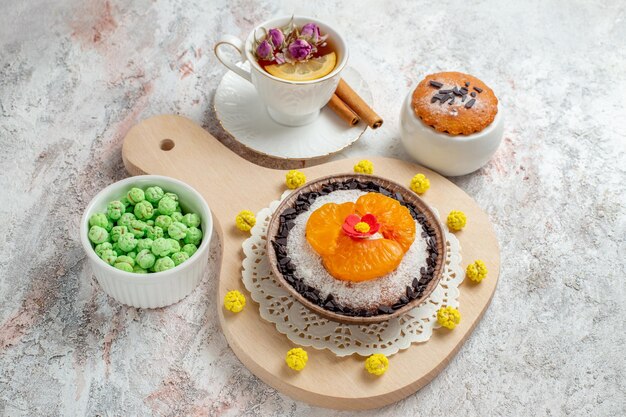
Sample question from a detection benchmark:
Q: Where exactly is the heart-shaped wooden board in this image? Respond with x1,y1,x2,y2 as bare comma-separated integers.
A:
122,115,500,410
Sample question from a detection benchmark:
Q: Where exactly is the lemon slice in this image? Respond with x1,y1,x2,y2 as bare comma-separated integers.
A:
265,52,337,82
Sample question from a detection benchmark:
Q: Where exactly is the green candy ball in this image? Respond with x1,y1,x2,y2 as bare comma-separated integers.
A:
107,200,125,220
154,256,175,272
181,244,197,257
100,249,117,265
126,251,137,259
171,251,189,266
89,213,109,229
136,238,153,252
183,227,202,245
133,265,148,274
167,239,181,253
110,225,128,242
168,222,188,240
146,220,154,227
120,197,134,213
136,249,156,269
134,201,154,220
127,187,145,204
165,192,179,203
95,242,113,257
88,225,109,244
130,219,147,238
118,212,136,229
117,233,137,252
151,237,171,257
155,215,173,230
116,255,135,267
114,262,133,272
170,212,183,223
145,186,164,204
145,225,164,240
182,213,201,228
105,218,114,232
157,196,177,216
111,242,125,256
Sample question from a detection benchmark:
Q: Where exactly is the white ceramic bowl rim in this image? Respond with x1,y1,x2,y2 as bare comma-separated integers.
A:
405,84,503,142
243,15,349,85
80,175,213,282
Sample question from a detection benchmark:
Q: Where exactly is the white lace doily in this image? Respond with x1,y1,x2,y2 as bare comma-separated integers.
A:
242,191,463,357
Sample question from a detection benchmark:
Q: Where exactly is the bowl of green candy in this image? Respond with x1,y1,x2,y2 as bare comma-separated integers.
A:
80,175,212,308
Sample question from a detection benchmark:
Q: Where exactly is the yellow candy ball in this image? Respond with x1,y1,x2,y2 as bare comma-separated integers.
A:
410,173,430,194
285,170,306,189
235,210,256,232
466,260,488,283
446,210,467,231
437,306,461,330
223,290,246,313
365,353,389,376
353,159,374,175
285,347,308,371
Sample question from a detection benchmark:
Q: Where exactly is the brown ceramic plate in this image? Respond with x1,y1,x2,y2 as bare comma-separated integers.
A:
266,174,446,324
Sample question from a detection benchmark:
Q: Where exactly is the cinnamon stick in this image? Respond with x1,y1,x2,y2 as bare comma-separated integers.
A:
335,79,383,129
328,94,360,126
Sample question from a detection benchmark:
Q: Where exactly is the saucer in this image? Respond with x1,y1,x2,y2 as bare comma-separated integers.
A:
214,66,371,160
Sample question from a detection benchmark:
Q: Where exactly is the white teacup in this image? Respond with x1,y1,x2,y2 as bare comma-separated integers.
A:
214,16,349,127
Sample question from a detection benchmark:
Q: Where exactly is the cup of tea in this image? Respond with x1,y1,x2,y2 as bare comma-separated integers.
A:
214,16,349,127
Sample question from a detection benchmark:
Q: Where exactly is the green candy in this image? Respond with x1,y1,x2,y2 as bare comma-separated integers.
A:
145,186,164,204
100,249,117,265
110,225,128,242
114,262,133,272
164,192,179,203
170,212,183,223
88,226,109,244
145,225,164,240
121,197,134,213
157,196,177,215
127,187,145,204
111,242,125,256
153,256,175,272
151,237,171,257
136,249,156,269
130,219,147,238
117,233,137,252
171,251,189,266
89,213,109,229
116,255,135,267
181,244,197,257
136,238,153,252
183,227,202,245
155,215,173,230
168,239,181,253
182,213,201,228
107,200,125,220
146,220,154,227
134,201,154,220
126,251,137,259
168,222,188,240
118,212,136,229
133,265,148,274
95,242,113,257
105,218,114,232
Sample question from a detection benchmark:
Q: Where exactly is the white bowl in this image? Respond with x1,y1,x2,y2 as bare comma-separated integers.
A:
80,175,213,308
400,86,504,177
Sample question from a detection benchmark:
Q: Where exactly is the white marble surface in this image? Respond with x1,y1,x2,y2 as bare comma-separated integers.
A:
1,0,625,416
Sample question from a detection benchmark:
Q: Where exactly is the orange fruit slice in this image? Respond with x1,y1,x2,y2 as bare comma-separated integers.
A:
355,193,416,252
323,234,404,282
304,192,417,282
305,202,355,255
